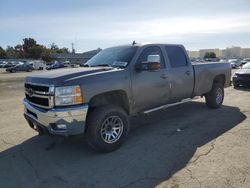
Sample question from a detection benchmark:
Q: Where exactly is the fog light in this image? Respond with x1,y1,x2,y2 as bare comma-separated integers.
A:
57,124,67,129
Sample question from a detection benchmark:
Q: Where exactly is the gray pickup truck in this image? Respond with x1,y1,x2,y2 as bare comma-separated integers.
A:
23,43,231,152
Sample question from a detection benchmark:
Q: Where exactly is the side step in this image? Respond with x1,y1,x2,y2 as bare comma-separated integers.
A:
143,97,199,114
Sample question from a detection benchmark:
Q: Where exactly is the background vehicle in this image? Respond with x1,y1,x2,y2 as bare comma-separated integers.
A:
2,62,15,68
0,61,8,68
29,60,47,70
46,62,66,70
240,58,250,66
228,59,241,68
23,43,231,152
6,63,34,73
233,62,250,87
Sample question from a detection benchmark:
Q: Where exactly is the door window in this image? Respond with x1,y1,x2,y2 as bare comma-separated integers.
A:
165,46,188,68
137,46,166,68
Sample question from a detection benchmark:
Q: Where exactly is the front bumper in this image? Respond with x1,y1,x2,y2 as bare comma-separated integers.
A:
233,76,250,86
23,99,88,136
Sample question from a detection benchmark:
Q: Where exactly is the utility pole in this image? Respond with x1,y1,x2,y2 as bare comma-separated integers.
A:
71,42,75,54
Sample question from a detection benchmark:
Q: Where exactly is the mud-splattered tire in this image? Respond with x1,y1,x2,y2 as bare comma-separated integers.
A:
86,105,129,153
205,83,224,109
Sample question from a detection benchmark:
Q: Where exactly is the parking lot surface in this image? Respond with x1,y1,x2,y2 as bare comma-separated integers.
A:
0,72,249,188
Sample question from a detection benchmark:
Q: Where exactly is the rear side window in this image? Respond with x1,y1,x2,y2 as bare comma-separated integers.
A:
165,46,187,67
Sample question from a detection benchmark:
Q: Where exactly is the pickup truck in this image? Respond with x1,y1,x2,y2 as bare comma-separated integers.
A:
23,43,231,152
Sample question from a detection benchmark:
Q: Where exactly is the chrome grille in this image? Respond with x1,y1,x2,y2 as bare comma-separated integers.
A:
25,82,54,109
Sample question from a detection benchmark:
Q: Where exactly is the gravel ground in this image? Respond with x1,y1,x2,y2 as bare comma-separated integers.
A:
0,73,249,188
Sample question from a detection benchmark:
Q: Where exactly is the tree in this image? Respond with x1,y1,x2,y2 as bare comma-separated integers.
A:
14,44,24,58
6,46,16,58
56,47,69,54
23,38,37,58
204,52,216,59
50,43,69,54
28,45,46,59
41,49,52,62
50,43,59,51
0,46,7,58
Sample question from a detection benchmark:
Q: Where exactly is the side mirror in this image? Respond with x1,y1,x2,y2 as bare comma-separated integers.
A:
135,54,161,71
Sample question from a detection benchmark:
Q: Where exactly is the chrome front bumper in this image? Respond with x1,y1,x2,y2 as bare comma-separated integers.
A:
23,99,88,136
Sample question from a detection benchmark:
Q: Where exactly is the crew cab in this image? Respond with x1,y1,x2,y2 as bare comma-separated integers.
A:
23,43,231,152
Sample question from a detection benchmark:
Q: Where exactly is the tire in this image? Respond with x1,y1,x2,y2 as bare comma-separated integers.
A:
233,82,239,88
86,105,129,153
11,69,16,73
205,83,224,109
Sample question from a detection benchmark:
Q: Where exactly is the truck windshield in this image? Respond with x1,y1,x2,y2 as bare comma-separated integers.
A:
86,46,138,68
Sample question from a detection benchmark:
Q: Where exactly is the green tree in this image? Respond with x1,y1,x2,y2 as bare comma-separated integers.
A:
50,43,69,54
41,48,52,62
50,43,59,51
23,38,37,58
56,47,69,54
0,46,7,58
6,46,16,58
14,44,24,58
28,45,46,59
204,52,216,59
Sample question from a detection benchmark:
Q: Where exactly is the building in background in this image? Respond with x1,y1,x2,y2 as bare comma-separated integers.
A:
199,48,222,58
187,46,250,59
187,50,199,59
50,48,101,64
222,46,241,58
241,48,250,58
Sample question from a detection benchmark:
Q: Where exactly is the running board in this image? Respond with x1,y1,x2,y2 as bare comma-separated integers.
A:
143,97,199,114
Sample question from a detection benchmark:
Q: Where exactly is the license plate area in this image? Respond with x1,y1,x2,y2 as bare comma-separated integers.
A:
27,109,38,119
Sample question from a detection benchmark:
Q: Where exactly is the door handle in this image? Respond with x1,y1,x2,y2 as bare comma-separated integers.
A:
160,74,168,79
185,70,191,75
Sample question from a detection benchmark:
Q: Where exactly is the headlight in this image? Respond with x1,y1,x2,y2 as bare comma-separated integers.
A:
55,85,83,106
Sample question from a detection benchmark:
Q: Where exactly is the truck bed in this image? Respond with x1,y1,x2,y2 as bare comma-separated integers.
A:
192,62,231,96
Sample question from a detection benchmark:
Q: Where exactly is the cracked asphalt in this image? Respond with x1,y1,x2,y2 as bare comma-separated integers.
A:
0,74,250,188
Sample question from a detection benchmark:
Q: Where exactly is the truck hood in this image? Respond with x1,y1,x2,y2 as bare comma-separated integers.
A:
236,69,250,74
25,67,114,85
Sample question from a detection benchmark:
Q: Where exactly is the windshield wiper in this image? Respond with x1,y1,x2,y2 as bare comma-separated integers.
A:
92,64,111,67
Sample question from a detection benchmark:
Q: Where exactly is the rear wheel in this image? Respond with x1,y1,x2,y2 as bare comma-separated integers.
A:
205,83,224,109
86,105,129,152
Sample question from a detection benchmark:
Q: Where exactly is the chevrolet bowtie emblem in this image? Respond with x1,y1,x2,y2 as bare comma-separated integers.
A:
27,88,34,97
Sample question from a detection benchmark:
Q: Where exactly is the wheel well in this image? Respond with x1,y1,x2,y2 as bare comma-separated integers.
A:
88,90,130,114
213,75,225,86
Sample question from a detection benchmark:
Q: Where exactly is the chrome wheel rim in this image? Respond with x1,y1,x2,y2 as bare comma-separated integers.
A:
216,88,223,104
100,116,124,144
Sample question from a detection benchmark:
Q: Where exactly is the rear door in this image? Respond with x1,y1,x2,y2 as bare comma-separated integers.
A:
131,46,171,112
164,46,194,102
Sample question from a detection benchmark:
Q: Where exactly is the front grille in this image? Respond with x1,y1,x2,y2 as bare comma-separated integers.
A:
25,83,54,109
238,74,250,78
25,94,49,106
25,83,49,92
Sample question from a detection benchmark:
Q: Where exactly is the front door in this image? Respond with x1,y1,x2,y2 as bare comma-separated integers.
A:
131,46,171,112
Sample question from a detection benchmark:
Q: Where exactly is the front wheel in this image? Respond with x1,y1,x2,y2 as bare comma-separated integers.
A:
86,105,129,152
205,83,224,109
233,82,240,88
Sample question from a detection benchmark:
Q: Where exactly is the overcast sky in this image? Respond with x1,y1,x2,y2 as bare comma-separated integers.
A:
0,0,250,52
